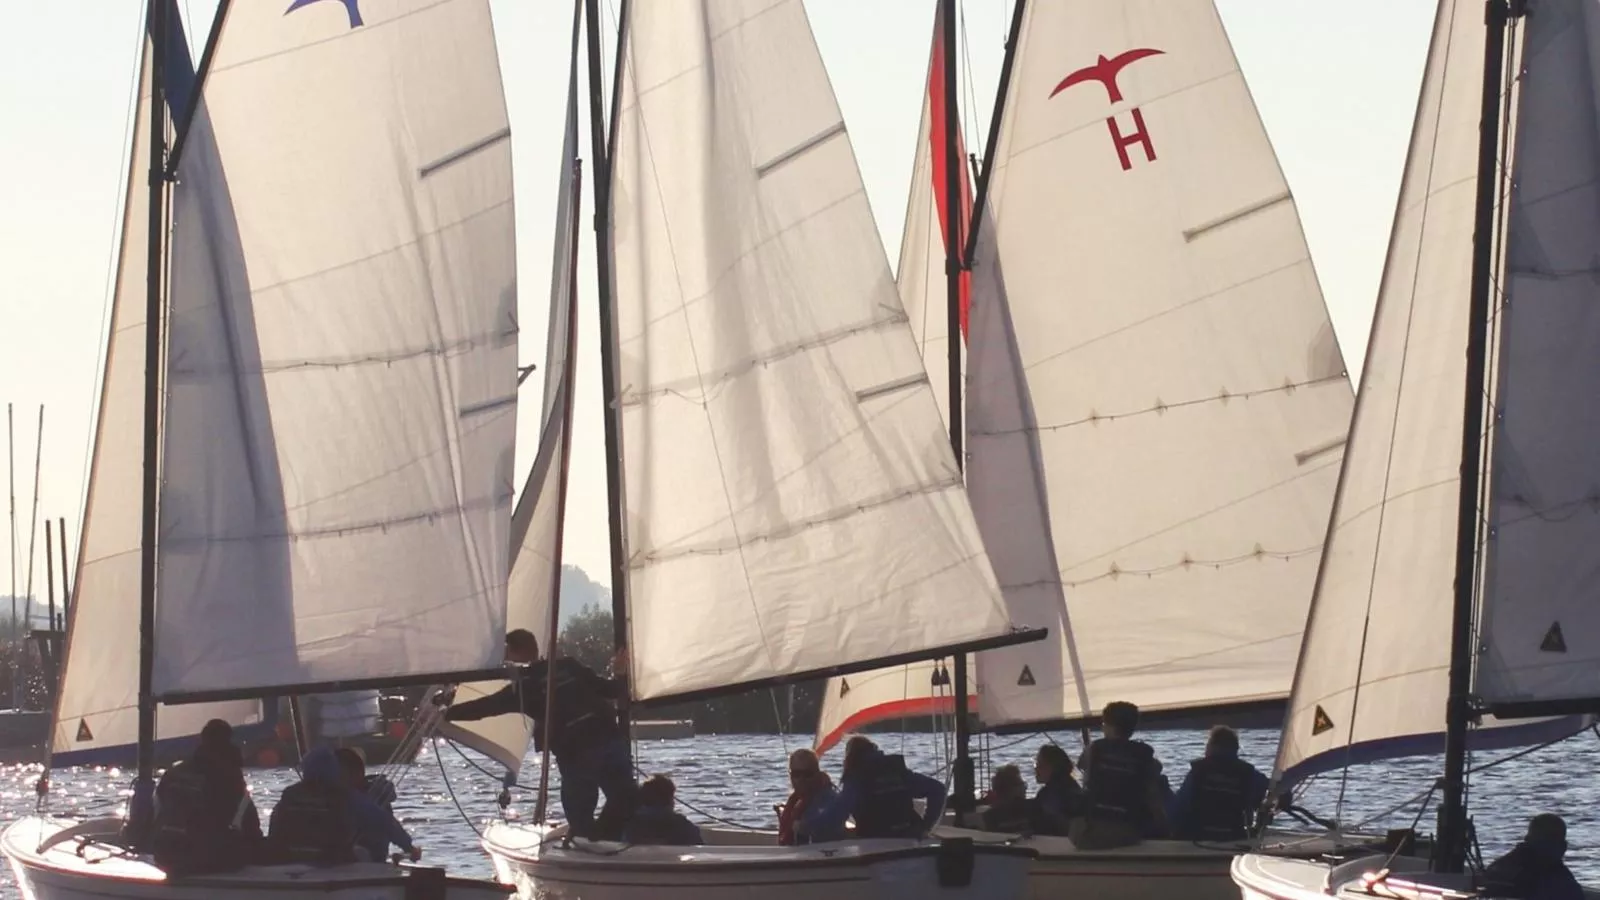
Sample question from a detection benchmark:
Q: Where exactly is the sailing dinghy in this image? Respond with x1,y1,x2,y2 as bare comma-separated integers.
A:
1234,0,1600,895
466,0,1041,897
3,1,520,897
820,2,1373,898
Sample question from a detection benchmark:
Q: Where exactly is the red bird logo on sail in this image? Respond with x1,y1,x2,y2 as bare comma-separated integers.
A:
1049,48,1165,104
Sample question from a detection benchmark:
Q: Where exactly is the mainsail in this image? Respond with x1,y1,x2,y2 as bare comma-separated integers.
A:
609,0,1021,705
966,0,1354,730
1273,0,1584,791
149,0,518,701
815,13,975,754
442,0,586,777
52,9,261,765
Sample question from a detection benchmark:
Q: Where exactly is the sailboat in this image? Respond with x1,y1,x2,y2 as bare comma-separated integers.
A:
1233,0,1600,895
467,0,1041,897
820,1,1371,898
3,0,521,897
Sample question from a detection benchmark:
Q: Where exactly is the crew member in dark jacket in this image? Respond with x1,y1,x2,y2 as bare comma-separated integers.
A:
151,719,263,875
1073,701,1168,848
1170,726,1268,841
268,747,357,864
442,628,634,839
623,775,702,845
804,736,945,840
1484,814,1584,900
1031,743,1083,836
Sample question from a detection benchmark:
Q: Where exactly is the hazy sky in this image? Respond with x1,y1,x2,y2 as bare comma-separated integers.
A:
0,1,1438,593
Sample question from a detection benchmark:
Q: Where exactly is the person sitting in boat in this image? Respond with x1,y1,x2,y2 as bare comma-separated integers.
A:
1483,813,1583,900
334,748,422,862
440,628,635,839
1169,725,1268,842
801,736,945,840
267,746,358,864
151,718,264,875
1071,701,1169,849
778,747,843,845
979,764,1031,833
622,774,702,846
1030,743,1083,836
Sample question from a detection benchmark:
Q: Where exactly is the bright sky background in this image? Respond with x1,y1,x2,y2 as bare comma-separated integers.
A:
0,1,1438,598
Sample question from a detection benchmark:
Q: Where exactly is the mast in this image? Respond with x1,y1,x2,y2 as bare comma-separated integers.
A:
1437,0,1519,873
584,0,633,748
939,0,977,816
965,0,1025,264
134,0,169,813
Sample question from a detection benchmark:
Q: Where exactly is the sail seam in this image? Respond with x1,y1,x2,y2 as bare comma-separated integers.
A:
970,373,1347,436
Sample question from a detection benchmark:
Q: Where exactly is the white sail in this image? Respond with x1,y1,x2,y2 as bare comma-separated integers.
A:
1475,0,1600,711
1274,0,1581,789
149,0,518,699
814,656,966,756
610,0,1017,703
815,15,975,749
53,27,261,762
443,6,585,776
966,0,1354,730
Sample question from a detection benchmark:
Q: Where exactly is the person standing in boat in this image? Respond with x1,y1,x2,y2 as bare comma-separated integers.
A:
778,748,843,845
150,718,264,875
441,628,635,839
1169,725,1268,841
1072,701,1169,848
800,736,945,840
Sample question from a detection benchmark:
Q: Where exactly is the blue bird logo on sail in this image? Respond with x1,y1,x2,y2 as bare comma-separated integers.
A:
285,0,364,29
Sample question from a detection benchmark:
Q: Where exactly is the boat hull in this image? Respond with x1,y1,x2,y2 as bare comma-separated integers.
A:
937,825,1399,900
3,816,510,900
481,822,1035,900
1230,851,1600,900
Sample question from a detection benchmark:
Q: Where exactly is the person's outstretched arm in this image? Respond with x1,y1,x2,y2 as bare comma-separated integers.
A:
443,685,520,722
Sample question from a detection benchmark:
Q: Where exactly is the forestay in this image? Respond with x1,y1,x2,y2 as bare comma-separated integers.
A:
53,16,260,764
610,0,1016,703
815,14,974,750
1475,0,1600,712
1274,0,1582,790
443,2,585,777
151,0,518,699
965,0,1354,730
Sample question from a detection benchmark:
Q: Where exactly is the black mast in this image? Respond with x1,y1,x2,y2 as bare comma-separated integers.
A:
939,0,978,817
584,0,633,749
134,0,169,824
1437,0,1519,873
965,0,1026,265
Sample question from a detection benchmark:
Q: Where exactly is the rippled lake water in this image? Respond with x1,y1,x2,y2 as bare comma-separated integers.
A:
2,728,1596,897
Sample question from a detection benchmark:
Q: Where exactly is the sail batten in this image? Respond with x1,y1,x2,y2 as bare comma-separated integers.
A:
148,0,518,698
611,0,1018,704
966,0,1354,729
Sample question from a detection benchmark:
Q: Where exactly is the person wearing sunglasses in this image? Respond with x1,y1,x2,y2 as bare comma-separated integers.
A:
777,748,842,845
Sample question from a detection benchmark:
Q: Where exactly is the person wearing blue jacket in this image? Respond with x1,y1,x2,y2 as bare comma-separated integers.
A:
335,748,421,862
1169,726,1268,841
800,736,945,840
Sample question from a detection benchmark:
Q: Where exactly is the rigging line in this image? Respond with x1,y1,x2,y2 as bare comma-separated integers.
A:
1334,0,1465,823
432,737,484,838
79,9,154,532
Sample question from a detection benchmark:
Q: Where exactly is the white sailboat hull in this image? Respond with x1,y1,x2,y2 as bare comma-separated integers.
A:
1230,851,1600,900
481,822,1035,900
937,826,1381,900
3,816,511,900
